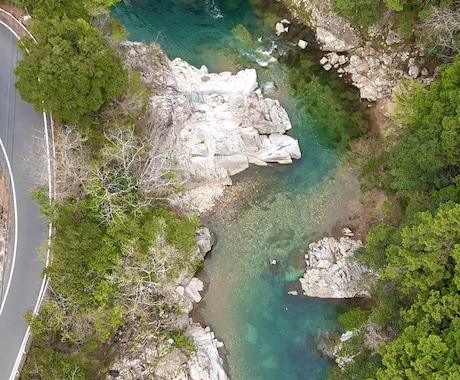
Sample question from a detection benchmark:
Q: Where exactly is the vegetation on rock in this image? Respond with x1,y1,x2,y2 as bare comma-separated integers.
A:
13,1,202,378
333,51,460,380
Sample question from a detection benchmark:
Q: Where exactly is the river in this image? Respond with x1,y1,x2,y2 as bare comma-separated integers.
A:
112,1,368,379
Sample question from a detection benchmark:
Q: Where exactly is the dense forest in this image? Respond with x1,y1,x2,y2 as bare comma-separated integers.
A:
8,0,460,378
330,1,460,379
12,0,202,378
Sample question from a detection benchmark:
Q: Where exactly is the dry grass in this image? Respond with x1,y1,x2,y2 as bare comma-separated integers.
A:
0,170,11,287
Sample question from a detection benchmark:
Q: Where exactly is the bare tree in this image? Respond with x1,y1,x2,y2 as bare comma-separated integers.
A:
83,127,181,223
55,126,93,200
111,236,177,320
423,5,460,59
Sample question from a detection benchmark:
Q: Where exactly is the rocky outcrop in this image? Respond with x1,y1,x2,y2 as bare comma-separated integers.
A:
287,0,362,51
284,0,433,101
151,325,227,380
318,45,431,101
122,42,301,211
196,226,214,256
299,233,372,298
185,325,228,380
167,58,301,184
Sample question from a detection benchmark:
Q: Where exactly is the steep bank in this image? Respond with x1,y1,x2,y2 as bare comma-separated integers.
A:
283,0,433,101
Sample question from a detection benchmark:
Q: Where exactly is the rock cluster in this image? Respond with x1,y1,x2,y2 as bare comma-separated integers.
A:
122,42,300,211
167,58,301,186
150,324,227,380
299,233,372,298
318,46,432,101
285,0,433,101
288,0,362,51
185,325,228,380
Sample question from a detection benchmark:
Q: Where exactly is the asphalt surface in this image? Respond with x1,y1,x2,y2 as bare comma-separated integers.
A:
0,23,47,379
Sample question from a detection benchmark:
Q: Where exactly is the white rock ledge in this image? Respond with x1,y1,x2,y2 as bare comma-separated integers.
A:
186,324,229,380
299,235,372,298
167,58,301,188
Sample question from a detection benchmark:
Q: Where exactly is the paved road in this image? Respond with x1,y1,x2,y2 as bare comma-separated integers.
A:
0,22,47,379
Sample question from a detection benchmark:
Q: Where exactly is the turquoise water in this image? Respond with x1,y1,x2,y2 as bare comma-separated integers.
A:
112,1,366,379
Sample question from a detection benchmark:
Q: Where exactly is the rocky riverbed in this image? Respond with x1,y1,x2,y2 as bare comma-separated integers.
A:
108,41,303,379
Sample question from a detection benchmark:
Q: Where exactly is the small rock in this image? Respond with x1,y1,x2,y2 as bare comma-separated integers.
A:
327,52,340,65
338,55,347,65
421,68,429,76
408,65,420,78
323,63,333,71
288,290,299,296
340,331,353,342
184,277,204,303
298,39,308,49
349,55,362,67
342,227,354,237
175,286,185,296
319,56,328,65
275,22,288,36
109,370,120,378
385,30,402,45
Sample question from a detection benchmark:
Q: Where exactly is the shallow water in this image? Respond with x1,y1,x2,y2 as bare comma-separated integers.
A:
112,1,367,378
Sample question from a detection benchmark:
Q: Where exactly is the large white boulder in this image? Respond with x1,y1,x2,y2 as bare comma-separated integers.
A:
299,235,372,298
186,325,228,380
166,58,301,187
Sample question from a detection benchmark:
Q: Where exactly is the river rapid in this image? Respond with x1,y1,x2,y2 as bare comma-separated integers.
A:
112,1,369,379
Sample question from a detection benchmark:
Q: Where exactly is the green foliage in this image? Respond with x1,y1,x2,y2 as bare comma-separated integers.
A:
21,347,100,380
331,0,381,28
360,151,391,192
153,208,201,253
288,68,369,152
354,202,460,377
389,79,427,127
15,17,127,124
15,0,121,18
44,198,117,307
341,51,460,380
383,0,406,11
369,56,460,203
171,332,196,352
338,308,369,330
381,202,460,296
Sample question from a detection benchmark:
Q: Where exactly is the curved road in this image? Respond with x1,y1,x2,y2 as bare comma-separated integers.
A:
0,22,47,379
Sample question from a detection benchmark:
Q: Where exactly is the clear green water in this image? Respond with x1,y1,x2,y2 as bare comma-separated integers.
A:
112,1,366,379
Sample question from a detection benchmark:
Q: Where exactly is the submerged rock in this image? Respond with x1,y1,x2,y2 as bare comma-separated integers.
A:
299,235,372,298
244,323,260,344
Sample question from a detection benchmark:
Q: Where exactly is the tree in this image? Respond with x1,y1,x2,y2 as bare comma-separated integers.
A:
422,6,460,59
15,17,127,124
14,0,122,18
332,0,381,28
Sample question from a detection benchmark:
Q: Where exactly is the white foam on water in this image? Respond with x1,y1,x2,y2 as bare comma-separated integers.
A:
205,0,224,19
